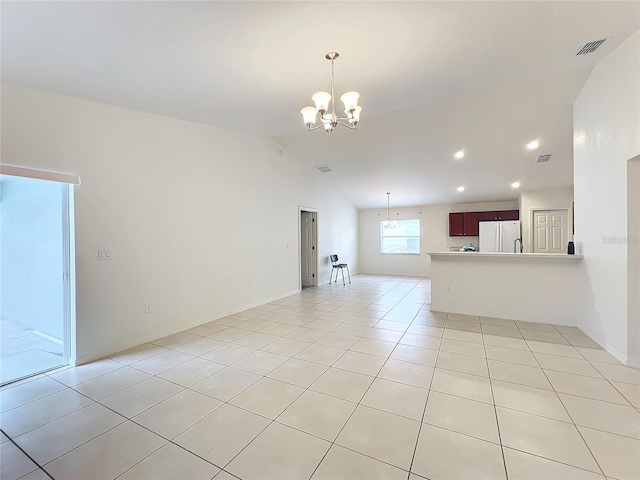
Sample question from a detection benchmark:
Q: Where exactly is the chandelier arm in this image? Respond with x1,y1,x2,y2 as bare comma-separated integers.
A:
335,120,357,129
308,123,327,131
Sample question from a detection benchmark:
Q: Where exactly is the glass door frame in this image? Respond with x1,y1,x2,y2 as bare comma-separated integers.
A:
0,164,79,383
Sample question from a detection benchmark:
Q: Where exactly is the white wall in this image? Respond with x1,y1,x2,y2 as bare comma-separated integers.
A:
519,187,574,253
574,30,640,365
358,200,518,277
1,84,358,364
430,255,586,325
0,175,64,338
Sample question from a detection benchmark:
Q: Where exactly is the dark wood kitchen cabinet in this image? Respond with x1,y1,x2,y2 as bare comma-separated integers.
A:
478,210,520,221
449,209,519,236
449,212,464,236
500,210,520,220
449,212,479,236
463,212,479,236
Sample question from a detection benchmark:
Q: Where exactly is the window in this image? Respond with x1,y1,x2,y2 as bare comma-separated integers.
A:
380,219,421,254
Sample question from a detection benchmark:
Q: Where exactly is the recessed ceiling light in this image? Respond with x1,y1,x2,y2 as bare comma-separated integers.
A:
454,150,465,159
457,186,465,192
526,140,540,150
511,181,521,189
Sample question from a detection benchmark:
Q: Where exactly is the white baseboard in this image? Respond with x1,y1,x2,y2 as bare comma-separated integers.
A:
73,288,301,366
604,343,640,367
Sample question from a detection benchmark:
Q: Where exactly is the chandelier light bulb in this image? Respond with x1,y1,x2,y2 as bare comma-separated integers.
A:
340,91,360,112
300,107,317,127
321,113,334,134
312,92,331,114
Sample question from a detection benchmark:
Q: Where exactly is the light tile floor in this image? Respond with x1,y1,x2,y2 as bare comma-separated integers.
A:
0,319,63,385
1,275,639,480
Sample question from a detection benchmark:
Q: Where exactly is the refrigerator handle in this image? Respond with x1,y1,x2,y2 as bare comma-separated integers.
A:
497,224,502,252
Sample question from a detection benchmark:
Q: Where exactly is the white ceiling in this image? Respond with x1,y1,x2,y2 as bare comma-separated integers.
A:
2,1,638,208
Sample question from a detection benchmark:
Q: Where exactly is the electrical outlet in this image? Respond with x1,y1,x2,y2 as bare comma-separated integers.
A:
145,304,152,313
444,284,450,292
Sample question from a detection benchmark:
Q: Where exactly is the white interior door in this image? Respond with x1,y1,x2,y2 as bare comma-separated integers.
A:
533,209,567,253
300,211,316,287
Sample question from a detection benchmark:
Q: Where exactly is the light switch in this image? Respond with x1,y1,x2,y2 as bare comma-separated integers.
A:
98,249,111,260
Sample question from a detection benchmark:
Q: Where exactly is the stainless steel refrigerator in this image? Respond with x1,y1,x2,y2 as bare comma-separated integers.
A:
479,221,521,253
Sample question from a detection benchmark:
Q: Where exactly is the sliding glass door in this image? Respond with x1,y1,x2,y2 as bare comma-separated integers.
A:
0,174,74,385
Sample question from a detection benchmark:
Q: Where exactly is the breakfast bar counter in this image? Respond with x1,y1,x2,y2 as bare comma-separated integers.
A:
427,251,585,325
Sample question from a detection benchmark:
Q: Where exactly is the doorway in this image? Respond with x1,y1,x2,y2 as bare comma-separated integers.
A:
299,208,318,289
0,169,76,385
532,209,569,254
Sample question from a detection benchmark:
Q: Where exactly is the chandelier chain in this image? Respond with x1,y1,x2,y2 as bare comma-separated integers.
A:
330,58,336,122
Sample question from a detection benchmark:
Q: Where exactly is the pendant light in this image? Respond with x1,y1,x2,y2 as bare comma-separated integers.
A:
384,192,396,229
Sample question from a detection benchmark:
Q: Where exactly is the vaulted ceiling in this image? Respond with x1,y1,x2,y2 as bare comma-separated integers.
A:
2,1,638,208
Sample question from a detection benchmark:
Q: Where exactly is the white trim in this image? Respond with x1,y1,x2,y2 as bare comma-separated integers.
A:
66,185,78,366
0,164,81,185
605,342,639,368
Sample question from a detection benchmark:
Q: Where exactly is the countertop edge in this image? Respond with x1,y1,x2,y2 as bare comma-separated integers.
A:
427,252,583,260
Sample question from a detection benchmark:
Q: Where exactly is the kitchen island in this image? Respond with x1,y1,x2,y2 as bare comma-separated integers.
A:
428,251,585,326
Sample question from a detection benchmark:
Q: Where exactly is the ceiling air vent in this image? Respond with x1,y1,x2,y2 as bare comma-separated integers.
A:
576,38,608,56
316,165,333,173
536,154,552,163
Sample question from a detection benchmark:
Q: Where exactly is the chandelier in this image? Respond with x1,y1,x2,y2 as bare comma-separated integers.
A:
300,52,361,137
383,192,396,229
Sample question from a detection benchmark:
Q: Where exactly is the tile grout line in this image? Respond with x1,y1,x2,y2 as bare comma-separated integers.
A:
403,293,441,480
516,322,608,478
482,315,510,480
1,427,55,480
161,286,406,479
306,283,429,480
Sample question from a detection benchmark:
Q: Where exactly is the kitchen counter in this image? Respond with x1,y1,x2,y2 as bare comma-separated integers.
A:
428,250,585,326
429,251,583,261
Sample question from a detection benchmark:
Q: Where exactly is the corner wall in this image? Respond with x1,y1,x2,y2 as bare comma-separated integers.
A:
1,84,358,364
573,30,640,365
